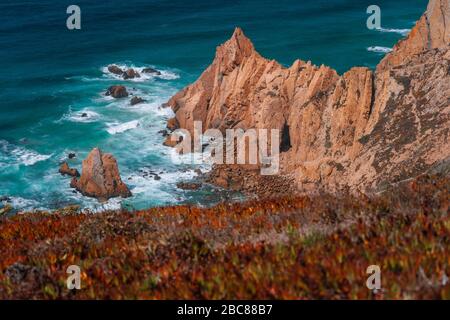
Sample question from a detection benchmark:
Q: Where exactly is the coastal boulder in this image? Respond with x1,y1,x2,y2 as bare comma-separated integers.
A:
130,96,145,105
123,68,141,80
70,148,131,201
107,65,124,76
105,85,129,98
59,162,80,177
142,67,161,76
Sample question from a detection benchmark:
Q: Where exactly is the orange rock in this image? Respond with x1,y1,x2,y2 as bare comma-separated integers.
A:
59,162,80,177
70,148,131,201
163,134,183,147
165,0,450,193
166,117,179,131
105,85,128,98
123,69,140,80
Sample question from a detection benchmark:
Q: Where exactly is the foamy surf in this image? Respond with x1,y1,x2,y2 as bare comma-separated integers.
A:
375,27,410,36
106,120,140,134
6,196,43,212
102,64,179,82
367,46,393,53
0,140,52,167
61,108,101,123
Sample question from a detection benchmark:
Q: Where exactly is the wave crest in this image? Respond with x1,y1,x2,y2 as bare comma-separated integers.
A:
0,140,52,167
367,46,393,53
106,120,140,135
375,27,410,36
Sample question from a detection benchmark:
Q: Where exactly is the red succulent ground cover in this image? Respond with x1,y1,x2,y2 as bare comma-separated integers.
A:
0,174,448,299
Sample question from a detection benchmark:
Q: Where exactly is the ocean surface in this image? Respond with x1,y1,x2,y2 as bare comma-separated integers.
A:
0,0,427,212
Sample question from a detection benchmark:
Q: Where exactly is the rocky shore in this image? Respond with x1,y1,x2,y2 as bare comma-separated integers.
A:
164,0,450,195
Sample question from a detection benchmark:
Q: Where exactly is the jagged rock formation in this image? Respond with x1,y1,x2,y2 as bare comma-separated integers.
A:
70,148,131,201
59,162,80,177
166,0,450,193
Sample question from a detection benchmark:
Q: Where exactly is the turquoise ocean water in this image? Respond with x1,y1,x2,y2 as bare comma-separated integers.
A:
0,0,427,211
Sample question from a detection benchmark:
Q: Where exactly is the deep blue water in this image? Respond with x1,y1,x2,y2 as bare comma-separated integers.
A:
0,0,427,211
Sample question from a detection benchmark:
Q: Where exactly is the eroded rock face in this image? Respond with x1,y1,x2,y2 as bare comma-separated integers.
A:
70,148,131,201
166,117,179,131
165,0,450,193
163,134,182,148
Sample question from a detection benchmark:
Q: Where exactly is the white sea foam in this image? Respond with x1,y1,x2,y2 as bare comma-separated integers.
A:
106,120,140,135
15,151,52,166
0,140,52,167
83,198,122,213
101,64,180,82
375,27,410,36
125,168,201,203
367,46,393,53
8,196,43,211
61,108,101,123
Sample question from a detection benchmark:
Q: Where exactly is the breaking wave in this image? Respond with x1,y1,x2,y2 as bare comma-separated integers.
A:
367,46,393,53
0,140,52,168
101,64,179,82
375,27,410,36
106,120,140,135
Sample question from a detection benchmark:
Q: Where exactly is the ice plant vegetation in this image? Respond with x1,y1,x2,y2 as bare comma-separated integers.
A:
0,174,448,299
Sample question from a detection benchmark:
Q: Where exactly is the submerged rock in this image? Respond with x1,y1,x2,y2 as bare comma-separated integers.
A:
176,182,202,190
0,196,11,202
59,162,80,177
142,67,161,76
130,96,145,105
158,129,169,137
105,85,129,98
70,148,131,201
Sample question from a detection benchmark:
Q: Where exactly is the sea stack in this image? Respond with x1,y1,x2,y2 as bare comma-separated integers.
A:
70,148,131,201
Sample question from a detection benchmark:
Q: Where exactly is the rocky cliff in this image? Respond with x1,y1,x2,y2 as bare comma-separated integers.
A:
166,0,450,193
